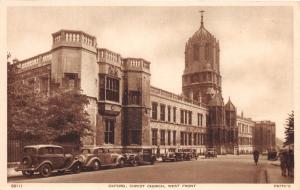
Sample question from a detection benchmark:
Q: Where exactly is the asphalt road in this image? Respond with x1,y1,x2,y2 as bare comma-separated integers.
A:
8,155,268,183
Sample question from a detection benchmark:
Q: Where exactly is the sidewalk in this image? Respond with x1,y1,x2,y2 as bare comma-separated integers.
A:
265,161,294,183
7,167,23,178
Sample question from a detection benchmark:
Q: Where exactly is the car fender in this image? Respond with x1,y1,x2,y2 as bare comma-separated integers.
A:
116,155,125,163
86,157,101,167
66,160,82,170
35,160,54,170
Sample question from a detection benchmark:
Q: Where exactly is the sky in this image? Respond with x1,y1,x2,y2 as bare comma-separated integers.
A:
7,6,294,140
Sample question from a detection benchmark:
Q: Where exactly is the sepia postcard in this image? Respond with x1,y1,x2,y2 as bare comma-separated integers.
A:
0,1,299,190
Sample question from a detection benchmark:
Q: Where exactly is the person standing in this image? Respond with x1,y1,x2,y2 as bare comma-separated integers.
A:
279,151,288,176
253,150,260,165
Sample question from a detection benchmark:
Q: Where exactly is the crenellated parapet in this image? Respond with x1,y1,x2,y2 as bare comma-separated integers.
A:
122,58,150,74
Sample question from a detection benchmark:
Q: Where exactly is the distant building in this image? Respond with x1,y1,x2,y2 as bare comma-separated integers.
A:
253,121,276,153
236,113,255,154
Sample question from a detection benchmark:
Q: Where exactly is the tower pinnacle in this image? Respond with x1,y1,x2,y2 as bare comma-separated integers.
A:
199,10,205,27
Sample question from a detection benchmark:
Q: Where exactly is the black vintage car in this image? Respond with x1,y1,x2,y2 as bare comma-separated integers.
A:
174,149,185,161
183,149,199,160
15,145,82,177
123,148,156,165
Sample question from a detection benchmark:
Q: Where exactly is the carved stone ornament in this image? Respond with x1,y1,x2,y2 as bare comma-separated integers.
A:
108,65,118,76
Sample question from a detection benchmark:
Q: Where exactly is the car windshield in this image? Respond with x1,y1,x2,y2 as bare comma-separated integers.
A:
81,149,92,154
23,147,36,155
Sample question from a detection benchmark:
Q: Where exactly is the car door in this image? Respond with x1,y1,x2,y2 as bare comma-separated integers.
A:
53,147,65,169
103,149,113,165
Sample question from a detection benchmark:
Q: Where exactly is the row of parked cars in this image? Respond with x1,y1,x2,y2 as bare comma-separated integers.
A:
16,144,218,178
15,144,156,177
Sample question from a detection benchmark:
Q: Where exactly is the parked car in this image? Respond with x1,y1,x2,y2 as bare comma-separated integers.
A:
76,147,126,171
15,144,82,177
183,148,199,160
123,148,156,165
205,149,217,158
161,148,176,162
174,149,185,161
123,152,139,166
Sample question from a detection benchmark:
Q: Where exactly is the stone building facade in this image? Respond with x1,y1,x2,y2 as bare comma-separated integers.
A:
253,121,276,153
236,114,255,154
11,14,275,155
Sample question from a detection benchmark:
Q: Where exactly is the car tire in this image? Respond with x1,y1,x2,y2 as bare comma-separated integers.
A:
92,160,101,171
118,159,125,168
72,162,82,173
22,171,34,177
39,164,52,177
131,159,138,167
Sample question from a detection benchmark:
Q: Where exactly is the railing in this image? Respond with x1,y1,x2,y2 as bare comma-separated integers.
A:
18,52,52,69
97,48,121,63
122,58,150,70
53,30,97,47
150,86,205,107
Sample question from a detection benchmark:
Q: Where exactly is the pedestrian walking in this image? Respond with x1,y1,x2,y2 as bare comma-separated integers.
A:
279,151,288,176
253,150,259,165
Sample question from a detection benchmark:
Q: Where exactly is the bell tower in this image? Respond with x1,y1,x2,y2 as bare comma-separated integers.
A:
182,11,222,104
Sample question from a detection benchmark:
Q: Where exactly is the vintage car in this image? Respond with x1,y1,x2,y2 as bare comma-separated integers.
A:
174,149,185,161
15,144,82,177
205,149,218,158
183,149,199,160
123,148,156,165
267,150,278,161
161,148,176,162
77,147,126,170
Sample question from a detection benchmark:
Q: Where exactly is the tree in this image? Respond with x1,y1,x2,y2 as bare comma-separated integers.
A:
7,54,93,144
284,111,294,146
45,89,93,144
7,57,49,141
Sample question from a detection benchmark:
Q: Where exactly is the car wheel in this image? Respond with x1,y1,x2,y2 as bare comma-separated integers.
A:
131,159,138,167
39,164,52,177
92,160,101,171
118,159,125,168
22,171,34,177
73,162,82,173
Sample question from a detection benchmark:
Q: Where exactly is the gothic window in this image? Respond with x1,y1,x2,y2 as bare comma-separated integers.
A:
180,132,184,145
193,44,199,61
104,119,114,144
152,129,158,145
40,77,49,95
198,113,203,126
151,102,158,120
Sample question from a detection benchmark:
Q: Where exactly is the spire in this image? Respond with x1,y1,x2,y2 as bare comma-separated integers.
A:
199,10,205,27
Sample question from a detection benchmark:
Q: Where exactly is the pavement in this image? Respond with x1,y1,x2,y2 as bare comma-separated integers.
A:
265,160,294,183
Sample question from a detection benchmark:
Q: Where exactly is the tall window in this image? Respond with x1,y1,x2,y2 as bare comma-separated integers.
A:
173,131,176,145
184,110,188,124
152,102,158,120
180,110,184,124
160,104,165,121
193,44,199,61
160,130,165,145
198,113,203,126
131,130,140,145
99,75,120,102
188,133,192,145
194,133,197,145
188,111,192,125
173,107,177,123
104,119,114,144
167,106,171,122
152,129,158,145
106,77,119,102
167,131,171,145
180,132,184,145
